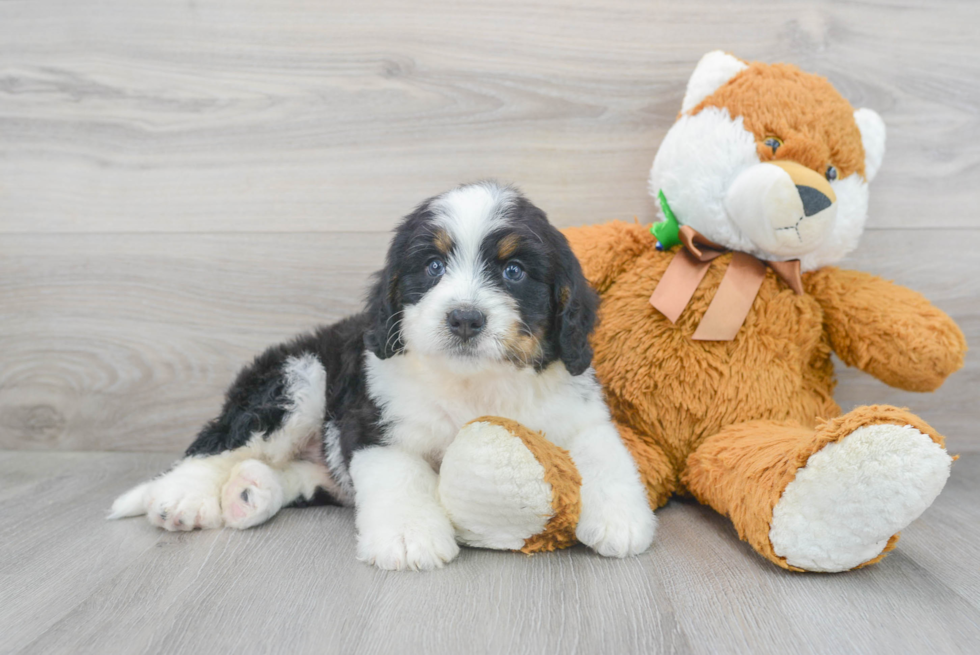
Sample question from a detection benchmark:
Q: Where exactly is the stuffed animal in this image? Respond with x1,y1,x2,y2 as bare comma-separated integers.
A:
437,51,967,571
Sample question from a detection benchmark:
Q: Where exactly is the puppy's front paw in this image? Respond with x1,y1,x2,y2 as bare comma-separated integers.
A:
576,497,657,558
221,459,284,530
357,517,460,571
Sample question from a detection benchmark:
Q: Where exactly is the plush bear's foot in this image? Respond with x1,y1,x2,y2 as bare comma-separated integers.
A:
221,459,285,530
769,422,951,572
439,417,581,553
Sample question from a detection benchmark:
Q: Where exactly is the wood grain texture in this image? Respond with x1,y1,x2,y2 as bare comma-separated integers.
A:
0,452,173,654
2,229,976,452
0,232,386,451
0,3,977,452
0,0,979,234
2,450,979,655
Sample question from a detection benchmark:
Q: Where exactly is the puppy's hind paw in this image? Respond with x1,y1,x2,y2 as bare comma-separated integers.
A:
221,459,284,530
109,458,227,531
148,491,223,532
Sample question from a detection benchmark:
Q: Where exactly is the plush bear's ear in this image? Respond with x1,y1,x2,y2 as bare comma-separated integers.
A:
854,108,886,182
681,50,748,114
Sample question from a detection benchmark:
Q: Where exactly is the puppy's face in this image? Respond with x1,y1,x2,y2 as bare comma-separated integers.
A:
365,182,597,375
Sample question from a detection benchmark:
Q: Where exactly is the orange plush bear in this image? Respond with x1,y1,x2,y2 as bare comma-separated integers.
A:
438,52,966,572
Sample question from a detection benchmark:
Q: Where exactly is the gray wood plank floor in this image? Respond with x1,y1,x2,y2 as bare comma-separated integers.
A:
1,450,979,655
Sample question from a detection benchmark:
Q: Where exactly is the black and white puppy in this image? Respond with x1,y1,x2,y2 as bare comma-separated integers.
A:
110,182,656,570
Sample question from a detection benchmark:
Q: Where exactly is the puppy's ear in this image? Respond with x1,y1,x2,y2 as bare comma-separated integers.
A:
364,200,435,359
551,233,599,376
363,262,404,359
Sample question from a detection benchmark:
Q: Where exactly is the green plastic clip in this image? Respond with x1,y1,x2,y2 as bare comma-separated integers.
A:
651,189,681,249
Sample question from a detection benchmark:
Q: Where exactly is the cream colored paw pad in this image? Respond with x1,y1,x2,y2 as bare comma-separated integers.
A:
769,423,951,572
439,421,554,550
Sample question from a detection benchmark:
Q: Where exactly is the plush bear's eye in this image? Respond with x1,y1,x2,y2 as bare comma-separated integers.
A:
764,137,782,154
825,165,838,182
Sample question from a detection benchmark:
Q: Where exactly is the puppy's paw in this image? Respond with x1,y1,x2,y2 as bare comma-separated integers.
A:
576,496,657,558
145,479,223,532
112,458,228,531
221,459,284,530
357,517,460,571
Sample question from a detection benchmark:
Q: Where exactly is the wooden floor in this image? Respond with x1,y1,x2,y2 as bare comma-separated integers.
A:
2,1,980,653
1,450,979,655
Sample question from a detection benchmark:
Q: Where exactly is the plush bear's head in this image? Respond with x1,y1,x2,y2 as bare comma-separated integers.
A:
649,51,886,271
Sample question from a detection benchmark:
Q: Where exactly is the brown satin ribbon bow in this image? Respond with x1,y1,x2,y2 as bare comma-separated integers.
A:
649,225,804,341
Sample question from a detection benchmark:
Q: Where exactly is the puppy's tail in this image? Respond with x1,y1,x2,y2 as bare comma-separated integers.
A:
107,482,149,520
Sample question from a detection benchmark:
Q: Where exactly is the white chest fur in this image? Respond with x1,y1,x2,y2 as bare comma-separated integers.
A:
364,352,610,462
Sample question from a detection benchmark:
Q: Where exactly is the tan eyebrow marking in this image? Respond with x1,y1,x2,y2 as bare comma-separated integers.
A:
433,229,453,255
497,233,522,259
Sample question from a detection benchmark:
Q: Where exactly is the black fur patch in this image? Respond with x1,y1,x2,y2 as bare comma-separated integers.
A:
480,196,598,374
363,198,441,359
288,486,339,508
184,313,383,473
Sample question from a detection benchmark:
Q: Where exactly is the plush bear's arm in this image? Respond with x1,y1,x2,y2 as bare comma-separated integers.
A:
805,267,967,392
562,221,656,293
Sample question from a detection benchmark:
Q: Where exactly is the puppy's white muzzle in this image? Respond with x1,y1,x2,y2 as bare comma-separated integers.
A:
724,160,837,257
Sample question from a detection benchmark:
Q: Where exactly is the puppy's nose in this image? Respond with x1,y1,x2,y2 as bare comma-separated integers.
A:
447,308,486,341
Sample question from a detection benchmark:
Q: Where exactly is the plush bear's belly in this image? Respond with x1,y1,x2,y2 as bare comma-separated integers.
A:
592,250,838,472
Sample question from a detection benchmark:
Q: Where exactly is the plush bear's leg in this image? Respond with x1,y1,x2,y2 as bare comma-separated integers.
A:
439,417,582,553
615,421,678,510
438,417,675,554
682,406,952,572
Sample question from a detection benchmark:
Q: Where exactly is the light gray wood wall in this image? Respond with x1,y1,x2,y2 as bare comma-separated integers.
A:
2,0,977,452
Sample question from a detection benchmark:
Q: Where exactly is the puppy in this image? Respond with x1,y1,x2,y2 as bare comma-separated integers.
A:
109,182,657,570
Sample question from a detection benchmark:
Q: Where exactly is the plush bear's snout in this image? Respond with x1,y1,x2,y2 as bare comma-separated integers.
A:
724,160,837,257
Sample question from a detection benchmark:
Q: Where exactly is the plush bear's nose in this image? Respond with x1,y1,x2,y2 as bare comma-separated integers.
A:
724,160,838,257
447,308,486,341
797,185,833,217
769,160,837,205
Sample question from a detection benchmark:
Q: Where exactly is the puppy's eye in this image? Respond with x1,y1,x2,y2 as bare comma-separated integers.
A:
503,262,525,282
825,165,838,181
764,137,782,154
426,258,445,277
